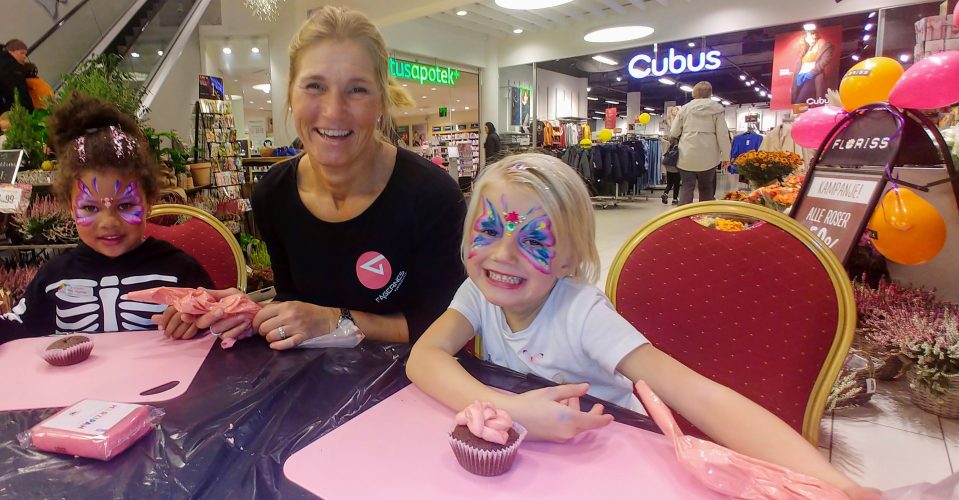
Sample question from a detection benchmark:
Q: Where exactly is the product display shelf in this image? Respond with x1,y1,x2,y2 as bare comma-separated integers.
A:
430,124,481,174
192,99,246,196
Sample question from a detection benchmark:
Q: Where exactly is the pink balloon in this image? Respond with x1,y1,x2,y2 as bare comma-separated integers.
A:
889,51,959,109
790,105,846,149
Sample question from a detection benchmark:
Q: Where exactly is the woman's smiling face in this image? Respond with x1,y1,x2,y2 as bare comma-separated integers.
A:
290,39,383,172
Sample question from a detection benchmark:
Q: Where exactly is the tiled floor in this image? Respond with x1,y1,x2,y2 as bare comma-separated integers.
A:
593,197,957,492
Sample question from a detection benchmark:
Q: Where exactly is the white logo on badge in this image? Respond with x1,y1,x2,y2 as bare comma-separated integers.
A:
359,254,387,275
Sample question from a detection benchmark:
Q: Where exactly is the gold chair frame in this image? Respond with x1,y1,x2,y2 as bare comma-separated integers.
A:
148,204,247,291
605,201,855,446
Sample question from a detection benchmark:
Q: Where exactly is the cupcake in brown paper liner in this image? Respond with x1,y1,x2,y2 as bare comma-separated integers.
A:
42,335,94,366
448,401,526,476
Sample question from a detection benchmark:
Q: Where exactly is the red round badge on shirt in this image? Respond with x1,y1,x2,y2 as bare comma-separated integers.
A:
356,251,393,290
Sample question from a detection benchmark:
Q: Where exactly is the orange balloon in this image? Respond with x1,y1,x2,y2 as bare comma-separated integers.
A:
839,57,904,112
868,188,946,265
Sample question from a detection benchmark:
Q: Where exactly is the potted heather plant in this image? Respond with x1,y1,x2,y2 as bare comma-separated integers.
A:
11,196,77,244
902,311,959,418
0,264,40,313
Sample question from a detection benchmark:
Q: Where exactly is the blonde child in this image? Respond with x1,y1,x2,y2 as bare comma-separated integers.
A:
407,153,877,498
0,94,212,340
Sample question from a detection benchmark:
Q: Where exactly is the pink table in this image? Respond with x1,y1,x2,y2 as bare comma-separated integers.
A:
284,385,725,499
0,331,215,411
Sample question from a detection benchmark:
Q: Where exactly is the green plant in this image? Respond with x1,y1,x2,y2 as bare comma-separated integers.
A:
144,128,190,174
3,93,46,168
58,53,148,122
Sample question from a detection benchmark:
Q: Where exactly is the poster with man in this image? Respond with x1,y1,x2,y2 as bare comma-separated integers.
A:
770,26,841,110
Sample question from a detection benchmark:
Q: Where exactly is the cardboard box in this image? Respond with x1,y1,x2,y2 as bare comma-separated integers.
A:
916,15,956,42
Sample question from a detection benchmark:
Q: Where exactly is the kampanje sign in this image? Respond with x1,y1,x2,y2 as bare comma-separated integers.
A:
628,48,722,79
388,58,460,86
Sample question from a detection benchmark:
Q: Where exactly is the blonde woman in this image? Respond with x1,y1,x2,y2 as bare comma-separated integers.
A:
669,81,731,205
155,6,466,347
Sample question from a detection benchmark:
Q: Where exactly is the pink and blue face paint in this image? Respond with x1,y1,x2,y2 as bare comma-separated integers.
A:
468,196,557,274
516,213,556,274
470,197,503,254
74,178,144,226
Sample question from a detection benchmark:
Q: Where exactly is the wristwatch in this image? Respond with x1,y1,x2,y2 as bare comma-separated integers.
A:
339,308,355,327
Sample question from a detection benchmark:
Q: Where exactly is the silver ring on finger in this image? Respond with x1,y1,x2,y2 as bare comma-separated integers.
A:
209,326,220,337
278,326,288,340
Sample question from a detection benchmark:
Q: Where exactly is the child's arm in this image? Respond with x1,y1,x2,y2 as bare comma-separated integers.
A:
407,309,613,442
618,344,870,496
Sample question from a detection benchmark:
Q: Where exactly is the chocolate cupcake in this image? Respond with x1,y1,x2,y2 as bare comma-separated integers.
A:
42,335,94,366
448,401,526,476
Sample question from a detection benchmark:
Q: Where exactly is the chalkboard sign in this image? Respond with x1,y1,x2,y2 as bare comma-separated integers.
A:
0,150,23,184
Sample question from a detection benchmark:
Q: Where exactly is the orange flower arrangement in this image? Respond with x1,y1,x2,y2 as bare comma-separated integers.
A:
734,151,803,186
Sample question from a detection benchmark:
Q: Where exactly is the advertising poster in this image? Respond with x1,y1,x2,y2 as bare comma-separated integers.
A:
509,87,531,130
411,123,427,147
770,26,841,110
396,125,410,147
199,75,225,100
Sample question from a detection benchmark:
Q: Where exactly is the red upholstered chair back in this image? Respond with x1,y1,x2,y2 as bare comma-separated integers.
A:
606,201,854,445
144,204,247,290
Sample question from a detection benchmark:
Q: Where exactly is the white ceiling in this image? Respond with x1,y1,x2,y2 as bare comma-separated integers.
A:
398,71,480,120
203,37,273,114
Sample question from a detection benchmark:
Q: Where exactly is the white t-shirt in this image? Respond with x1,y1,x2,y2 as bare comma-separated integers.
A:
450,278,649,412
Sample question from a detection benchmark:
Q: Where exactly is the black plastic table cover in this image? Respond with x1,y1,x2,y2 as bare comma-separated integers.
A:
0,339,657,499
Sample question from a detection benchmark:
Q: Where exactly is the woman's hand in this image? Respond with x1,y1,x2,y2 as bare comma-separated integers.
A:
508,383,613,442
252,301,339,350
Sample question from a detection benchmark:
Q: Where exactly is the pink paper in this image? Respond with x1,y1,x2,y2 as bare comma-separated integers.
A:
0,331,214,411
634,380,848,500
127,287,260,348
283,385,725,499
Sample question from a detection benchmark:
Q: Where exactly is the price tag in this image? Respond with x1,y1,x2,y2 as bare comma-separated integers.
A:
0,186,24,213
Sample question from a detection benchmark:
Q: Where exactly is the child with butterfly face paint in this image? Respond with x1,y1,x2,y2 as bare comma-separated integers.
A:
407,153,877,499
0,94,213,340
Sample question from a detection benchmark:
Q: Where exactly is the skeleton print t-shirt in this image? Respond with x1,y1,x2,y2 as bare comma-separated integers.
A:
1,237,213,340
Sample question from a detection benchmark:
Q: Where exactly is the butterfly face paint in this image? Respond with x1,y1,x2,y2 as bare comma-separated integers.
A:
469,195,556,274
74,178,145,226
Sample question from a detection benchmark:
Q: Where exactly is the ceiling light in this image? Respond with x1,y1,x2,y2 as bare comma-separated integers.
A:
586,86,591,91
456,99,461,102
234,80,238,82
267,100,272,103
868,11,876,18
679,85,693,92
222,47,232,54
252,83,271,93
745,81,752,87
687,42,695,47
803,23,816,31
513,28,524,34
864,23,873,31
402,83,407,87
658,77,675,85
404,112,408,115
495,0,574,10
759,91,767,97
644,107,653,111
851,54,860,61
131,52,140,58
748,80,755,85
862,34,870,42
465,106,470,110
157,50,163,56
431,87,437,91
248,101,253,104
605,100,619,104
767,94,772,99
710,96,721,101
451,108,456,112
251,46,260,54
899,53,910,62
456,10,467,16
594,110,605,114
721,100,731,106
583,25,654,43
592,55,618,65
587,96,599,100
739,75,747,81
616,76,622,82
422,95,427,98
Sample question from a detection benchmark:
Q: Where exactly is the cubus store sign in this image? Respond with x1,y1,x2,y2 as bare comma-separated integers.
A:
790,106,956,263
628,49,722,80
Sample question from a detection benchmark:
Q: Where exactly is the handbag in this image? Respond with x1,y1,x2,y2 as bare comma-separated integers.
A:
662,141,679,167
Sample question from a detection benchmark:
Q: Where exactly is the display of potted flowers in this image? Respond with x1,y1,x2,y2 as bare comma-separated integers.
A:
0,264,40,313
902,310,959,418
11,196,77,244
732,151,803,188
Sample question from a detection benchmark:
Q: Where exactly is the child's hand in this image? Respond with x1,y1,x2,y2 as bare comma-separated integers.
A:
189,288,251,340
511,383,613,442
153,305,200,339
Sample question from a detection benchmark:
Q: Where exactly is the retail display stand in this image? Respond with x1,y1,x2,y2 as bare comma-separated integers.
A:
192,98,244,199
790,104,959,264
430,123,480,177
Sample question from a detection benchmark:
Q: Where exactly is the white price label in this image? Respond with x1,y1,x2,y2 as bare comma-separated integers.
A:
0,186,23,213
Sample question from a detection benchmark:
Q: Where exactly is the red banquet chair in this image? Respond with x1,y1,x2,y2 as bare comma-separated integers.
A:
144,204,247,291
605,201,854,445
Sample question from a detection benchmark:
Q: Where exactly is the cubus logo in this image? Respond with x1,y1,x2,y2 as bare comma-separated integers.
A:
628,49,722,79
388,58,460,86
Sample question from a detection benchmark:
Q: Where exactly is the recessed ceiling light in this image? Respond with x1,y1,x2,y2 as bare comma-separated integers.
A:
587,96,599,101
495,0,573,9
659,77,675,85
251,46,260,54
456,10,467,16
513,28,524,34
679,85,693,92
422,96,427,98
739,75,747,81
234,79,239,82
687,42,695,47
862,34,871,42
594,110,605,114
868,11,876,18
592,55,618,65
586,86,591,91
644,107,653,111
767,94,772,99
803,23,816,31
759,90,767,97
583,25,654,43
465,106,470,110
456,99,461,102
131,52,140,58
249,101,253,104
222,47,232,54
402,83,408,87
721,100,731,106
851,54,860,61
616,76,622,82
404,111,408,115
431,87,437,91
864,23,873,31
899,53,910,62
157,50,163,56
748,80,755,85
252,83,271,93
451,108,456,112
710,96,721,101
605,100,619,104
266,100,272,103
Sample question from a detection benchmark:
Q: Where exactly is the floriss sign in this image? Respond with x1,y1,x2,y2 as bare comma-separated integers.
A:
628,49,722,79
388,58,460,86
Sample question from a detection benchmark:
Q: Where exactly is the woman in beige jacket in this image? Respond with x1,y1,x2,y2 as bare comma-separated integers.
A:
669,81,731,205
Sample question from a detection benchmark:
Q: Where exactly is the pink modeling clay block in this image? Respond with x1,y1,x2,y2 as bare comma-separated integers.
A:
27,400,159,461
127,287,260,348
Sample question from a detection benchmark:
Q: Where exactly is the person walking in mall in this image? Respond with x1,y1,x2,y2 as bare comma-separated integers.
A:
153,5,466,348
483,121,502,166
0,39,34,114
669,81,730,205
23,62,53,110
